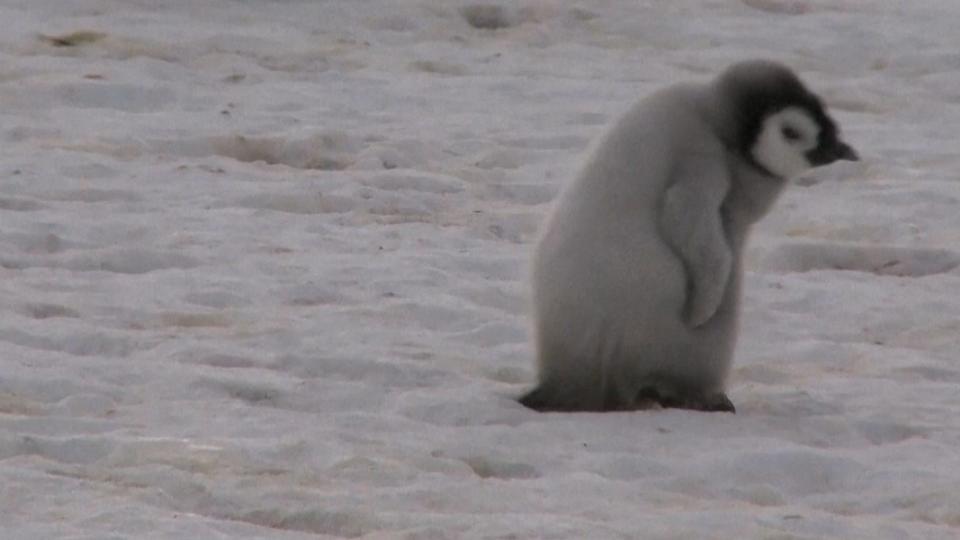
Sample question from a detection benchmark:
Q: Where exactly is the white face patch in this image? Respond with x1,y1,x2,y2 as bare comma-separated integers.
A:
750,107,821,179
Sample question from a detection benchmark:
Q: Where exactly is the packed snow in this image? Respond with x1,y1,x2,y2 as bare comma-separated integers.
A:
2,1,960,538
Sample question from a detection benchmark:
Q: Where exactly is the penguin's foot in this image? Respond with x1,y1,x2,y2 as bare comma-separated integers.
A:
518,384,595,412
520,383,648,412
518,385,553,411
520,383,735,413
636,386,736,414
698,392,736,413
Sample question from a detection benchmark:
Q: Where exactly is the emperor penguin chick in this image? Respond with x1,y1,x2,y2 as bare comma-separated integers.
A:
520,60,858,413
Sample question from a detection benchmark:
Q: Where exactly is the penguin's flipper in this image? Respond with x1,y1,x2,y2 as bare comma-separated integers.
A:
659,153,733,328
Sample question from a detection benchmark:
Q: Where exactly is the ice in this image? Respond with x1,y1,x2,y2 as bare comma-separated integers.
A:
2,1,960,538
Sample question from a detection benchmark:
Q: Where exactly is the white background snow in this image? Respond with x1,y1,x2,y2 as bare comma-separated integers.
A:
2,1,960,538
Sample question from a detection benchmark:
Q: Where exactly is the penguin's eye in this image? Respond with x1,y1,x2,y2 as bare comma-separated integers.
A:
781,125,802,142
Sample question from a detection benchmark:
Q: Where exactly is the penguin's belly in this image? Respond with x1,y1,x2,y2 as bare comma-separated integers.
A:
587,229,688,327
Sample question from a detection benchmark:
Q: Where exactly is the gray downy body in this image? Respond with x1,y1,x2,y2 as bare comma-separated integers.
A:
522,81,794,412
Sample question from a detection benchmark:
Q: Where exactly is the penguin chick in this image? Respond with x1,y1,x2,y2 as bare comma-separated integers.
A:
520,60,858,413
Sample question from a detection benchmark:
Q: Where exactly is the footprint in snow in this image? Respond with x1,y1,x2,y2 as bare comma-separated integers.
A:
759,242,960,277
210,131,360,170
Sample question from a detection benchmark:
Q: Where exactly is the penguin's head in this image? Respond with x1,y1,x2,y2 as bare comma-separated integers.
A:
717,60,858,179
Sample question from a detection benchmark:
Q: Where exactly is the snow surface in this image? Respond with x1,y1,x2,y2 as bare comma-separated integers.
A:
2,1,960,538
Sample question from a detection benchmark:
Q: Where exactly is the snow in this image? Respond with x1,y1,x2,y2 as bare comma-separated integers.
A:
2,0,959,538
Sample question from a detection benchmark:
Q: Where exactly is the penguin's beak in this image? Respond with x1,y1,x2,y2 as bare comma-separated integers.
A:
834,141,859,162
807,140,859,166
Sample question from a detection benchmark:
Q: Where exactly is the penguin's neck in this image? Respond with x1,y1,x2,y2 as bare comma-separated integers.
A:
722,157,787,247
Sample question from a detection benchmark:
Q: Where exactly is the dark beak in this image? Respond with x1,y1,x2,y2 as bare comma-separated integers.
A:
807,140,859,166
834,141,859,161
